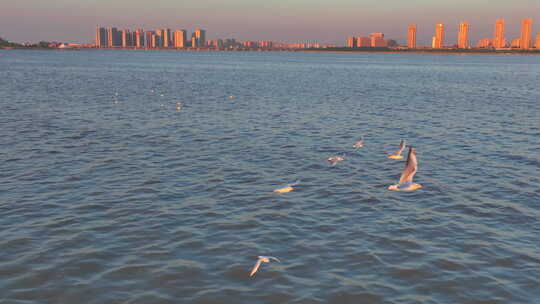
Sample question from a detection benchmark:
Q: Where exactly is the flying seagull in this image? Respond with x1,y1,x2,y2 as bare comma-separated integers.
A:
388,146,422,191
250,256,280,277
388,139,406,159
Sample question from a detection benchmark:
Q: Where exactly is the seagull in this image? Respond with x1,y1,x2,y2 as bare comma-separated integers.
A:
229,95,235,100
274,179,301,193
388,146,422,191
388,139,406,159
176,101,183,112
328,156,345,166
250,256,280,277
353,136,364,148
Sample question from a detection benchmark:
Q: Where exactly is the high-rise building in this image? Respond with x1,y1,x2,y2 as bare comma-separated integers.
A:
457,22,470,49
520,18,533,50
536,34,540,49
134,29,144,48
356,37,370,47
346,37,356,48
407,25,417,49
96,27,107,48
194,28,206,48
174,30,187,48
162,28,171,48
493,19,505,48
191,34,197,48
121,30,132,48
107,27,120,47
370,32,386,47
145,31,154,48
511,38,521,48
433,23,444,49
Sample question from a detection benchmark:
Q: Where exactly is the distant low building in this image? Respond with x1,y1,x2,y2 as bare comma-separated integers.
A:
356,36,370,47
346,37,356,48
477,38,492,48
370,32,386,47
511,38,521,48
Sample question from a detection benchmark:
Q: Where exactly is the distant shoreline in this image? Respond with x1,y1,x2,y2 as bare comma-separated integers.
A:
3,46,540,55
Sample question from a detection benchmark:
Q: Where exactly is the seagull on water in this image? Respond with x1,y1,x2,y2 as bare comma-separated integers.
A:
388,139,406,159
328,156,345,166
274,179,301,193
353,136,364,148
250,256,280,277
388,146,422,191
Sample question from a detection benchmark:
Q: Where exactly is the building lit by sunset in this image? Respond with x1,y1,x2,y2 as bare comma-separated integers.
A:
493,19,505,48
96,27,107,48
520,18,533,50
432,23,444,49
477,38,492,48
457,22,470,49
536,34,540,49
370,33,386,47
134,29,144,48
174,30,187,48
346,37,355,48
356,37,370,47
511,38,521,48
107,27,120,47
407,25,417,49
193,28,206,48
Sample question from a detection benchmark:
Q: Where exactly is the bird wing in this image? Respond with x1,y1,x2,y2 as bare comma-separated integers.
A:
288,179,301,187
399,147,417,185
395,140,406,156
250,259,262,276
268,256,280,262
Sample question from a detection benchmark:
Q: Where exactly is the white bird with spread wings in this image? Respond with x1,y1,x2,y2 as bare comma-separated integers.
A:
388,146,422,191
388,139,406,159
249,256,280,277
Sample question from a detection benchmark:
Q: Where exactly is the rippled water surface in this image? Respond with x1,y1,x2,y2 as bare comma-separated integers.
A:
1,50,539,303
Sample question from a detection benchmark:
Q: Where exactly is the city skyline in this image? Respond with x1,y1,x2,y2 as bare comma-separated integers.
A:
1,0,539,44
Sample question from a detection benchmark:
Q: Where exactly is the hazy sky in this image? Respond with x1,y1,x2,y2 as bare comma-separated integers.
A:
1,0,539,45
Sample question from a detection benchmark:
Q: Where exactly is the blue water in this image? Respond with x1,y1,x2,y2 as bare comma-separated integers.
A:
1,50,539,303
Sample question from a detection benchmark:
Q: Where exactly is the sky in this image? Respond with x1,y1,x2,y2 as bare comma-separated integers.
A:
1,0,539,45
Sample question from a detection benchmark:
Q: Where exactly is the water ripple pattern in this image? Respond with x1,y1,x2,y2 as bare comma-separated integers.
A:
1,50,539,303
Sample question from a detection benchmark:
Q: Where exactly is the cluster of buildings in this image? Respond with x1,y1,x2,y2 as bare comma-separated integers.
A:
348,18,539,50
346,32,388,48
406,18,538,50
96,27,206,49
95,26,335,50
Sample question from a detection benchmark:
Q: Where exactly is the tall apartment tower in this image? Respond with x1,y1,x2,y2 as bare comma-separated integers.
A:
432,23,445,49
145,31,154,48
457,22,470,49
107,27,120,47
194,28,206,48
520,18,533,50
134,29,144,48
121,30,132,48
536,34,540,49
493,19,505,48
407,25,417,49
174,30,187,48
96,27,107,48
162,29,171,48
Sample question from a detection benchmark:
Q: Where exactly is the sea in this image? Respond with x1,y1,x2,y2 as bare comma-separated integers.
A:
1,49,539,304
